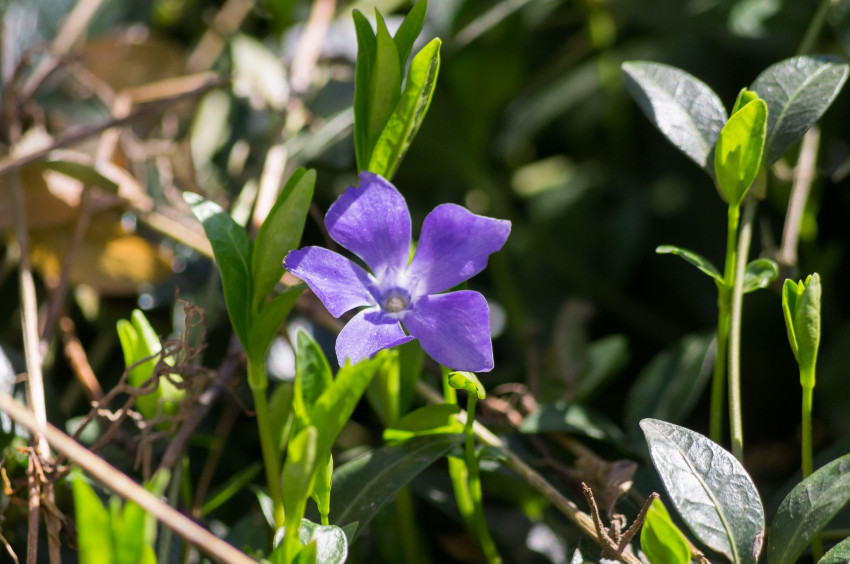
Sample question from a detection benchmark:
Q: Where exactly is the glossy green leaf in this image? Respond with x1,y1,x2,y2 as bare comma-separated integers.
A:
331,434,462,536
367,38,441,179
641,418,765,564
294,329,334,424
200,462,262,517
72,471,114,564
392,0,427,66
624,333,714,434
447,371,485,399
519,400,625,443
383,403,463,442
640,498,691,564
299,519,347,564
656,245,723,284
246,284,303,364
819,535,850,563
352,9,377,170
751,56,849,164
251,167,315,313
742,258,779,293
714,98,767,206
767,453,850,564
184,192,253,344
621,61,727,173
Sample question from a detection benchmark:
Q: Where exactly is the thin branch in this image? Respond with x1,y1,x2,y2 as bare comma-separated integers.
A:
778,127,820,271
0,390,256,564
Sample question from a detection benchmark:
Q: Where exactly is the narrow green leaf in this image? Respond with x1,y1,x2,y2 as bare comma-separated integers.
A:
246,284,303,364
819,535,850,563
184,192,253,344
200,463,262,517
331,434,462,536
732,88,759,115
72,471,114,564
352,10,377,170
367,38,440,179
795,273,822,386
751,56,849,164
656,245,723,283
312,454,333,521
308,356,383,459
714,98,768,206
294,329,334,423
782,279,803,359
641,418,765,564
251,168,314,313
392,0,427,65
768,453,850,564
621,61,727,173
269,381,295,452
640,498,691,564
114,470,170,564
283,426,319,536
625,334,714,435
366,12,402,157
447,371,485,399
382,403,463,442
742,258,779,293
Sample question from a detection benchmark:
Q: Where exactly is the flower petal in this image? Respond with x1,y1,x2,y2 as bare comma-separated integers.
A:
408,204,510,295
336,308,413,366
404,290,494,372
325,172,411,277
284,247,374,317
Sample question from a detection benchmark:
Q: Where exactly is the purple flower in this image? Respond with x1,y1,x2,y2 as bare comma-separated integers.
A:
284,172,510,372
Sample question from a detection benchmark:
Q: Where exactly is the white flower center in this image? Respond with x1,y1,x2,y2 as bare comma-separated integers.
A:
381,289,410,314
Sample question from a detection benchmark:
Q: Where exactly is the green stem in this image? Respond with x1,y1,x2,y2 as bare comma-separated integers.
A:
710,205,740,443
464,394,501,564
248,359,285,530
802,379,823,559
797,0,833,56
728,199,756,462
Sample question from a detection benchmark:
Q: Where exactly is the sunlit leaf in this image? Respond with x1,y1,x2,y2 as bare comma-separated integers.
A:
641,418,765,563
640,498,691,564
447,370,485,399
714,98,767,206
622,61,727,174
656,245,723,284
383,404,463,442
742,258,779,293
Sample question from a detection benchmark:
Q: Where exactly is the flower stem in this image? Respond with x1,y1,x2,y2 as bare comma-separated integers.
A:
728,199,756,462
248,359,285,530
710,204,740,443
464,393,502,564
802,378,823,559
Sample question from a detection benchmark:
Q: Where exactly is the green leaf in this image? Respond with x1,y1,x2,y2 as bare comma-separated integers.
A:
742,258,779,293
311,454,333,521
625,333,714,434
382,403,463,442
392,0,427,65
714,98,768,206
656,245,723,284
251,168,315,313
294,330,334,424
447,371,485,399
283,426,319,543
184,192,253,344
751,55,849,165
767,454,850,564
269,381,295,452
640,498,691,564
641,418,765,564
298,520,348,564
783,274,822,385
621,61,727,173
819,535,850,563
330,434,462,537
352,9,377,170
732,88,759,115
367,38,441,179
519,400,625,443
72,471,114,564
246,284,303,364
200,462,262,517
116,470,170,563
308,356,383,459
363,12,402,165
